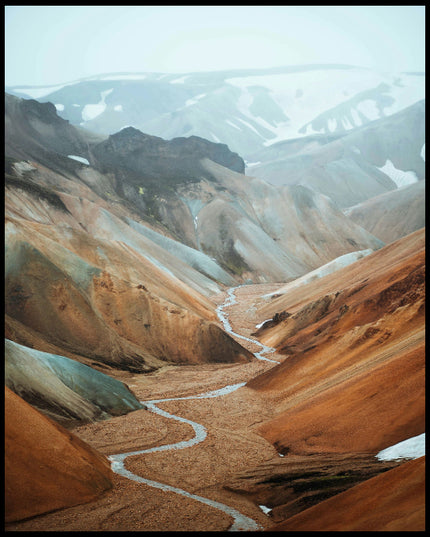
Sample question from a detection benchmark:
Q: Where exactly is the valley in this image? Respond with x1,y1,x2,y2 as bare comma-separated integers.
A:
4,62,425,531
5,286,284,531
5,275,424,531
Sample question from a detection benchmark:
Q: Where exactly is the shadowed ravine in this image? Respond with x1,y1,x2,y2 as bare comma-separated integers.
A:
108,286,279,531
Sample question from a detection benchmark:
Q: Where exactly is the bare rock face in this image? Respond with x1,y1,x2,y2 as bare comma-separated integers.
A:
5,387,113,523
90,127,245,205
92,127,245,174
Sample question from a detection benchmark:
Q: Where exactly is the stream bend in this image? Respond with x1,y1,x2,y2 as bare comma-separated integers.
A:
109,286,277,531
109,383,260,531
216,286,279,363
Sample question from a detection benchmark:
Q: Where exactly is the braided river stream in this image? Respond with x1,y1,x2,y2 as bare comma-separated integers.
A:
109,286,279,531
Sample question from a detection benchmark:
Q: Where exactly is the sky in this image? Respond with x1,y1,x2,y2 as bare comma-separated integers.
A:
4,5,426,87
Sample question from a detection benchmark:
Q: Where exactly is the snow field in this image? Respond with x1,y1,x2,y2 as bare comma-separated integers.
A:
377,160,419,188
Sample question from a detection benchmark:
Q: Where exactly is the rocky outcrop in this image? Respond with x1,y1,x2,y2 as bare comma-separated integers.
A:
92,127,245,175
90,127,245,218
5,387,113,522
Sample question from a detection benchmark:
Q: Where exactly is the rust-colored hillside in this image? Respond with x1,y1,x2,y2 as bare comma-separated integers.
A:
269,456,425,531
248,228,425,456
5,387,113,523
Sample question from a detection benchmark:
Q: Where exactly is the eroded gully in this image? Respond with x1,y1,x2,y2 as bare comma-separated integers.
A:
109,285,280,531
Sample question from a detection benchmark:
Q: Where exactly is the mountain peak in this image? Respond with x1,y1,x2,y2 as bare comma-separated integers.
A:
92,127,245,179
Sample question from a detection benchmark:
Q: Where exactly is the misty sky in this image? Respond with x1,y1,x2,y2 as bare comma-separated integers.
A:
5,5,425,87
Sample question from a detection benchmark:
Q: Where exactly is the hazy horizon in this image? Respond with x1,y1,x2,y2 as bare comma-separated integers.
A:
5,5,425,88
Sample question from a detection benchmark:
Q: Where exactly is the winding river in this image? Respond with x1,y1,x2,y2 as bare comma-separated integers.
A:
215,286,278,363
109,286,279,531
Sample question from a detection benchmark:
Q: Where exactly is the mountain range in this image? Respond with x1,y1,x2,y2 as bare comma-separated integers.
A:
6,64,424,160
4,63,425,530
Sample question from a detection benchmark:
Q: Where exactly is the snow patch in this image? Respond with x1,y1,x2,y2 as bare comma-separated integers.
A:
255,319,273,329
350,107,363,127
185,93,206,107
235,117,262,135
227,67,395,143
356,99,380,121
81,88,113,121
378,159,419,187
341,116,354,129
327,118,337,132
67,155,89,165
253,115,278,134
376,433,425,461
54,103,64,111
211,132,221,143
170,76,188,84
114,104,123,112
225,119,242,131
259,505,272,515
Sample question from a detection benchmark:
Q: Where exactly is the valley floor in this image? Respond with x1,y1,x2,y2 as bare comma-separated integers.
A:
5,285,287,532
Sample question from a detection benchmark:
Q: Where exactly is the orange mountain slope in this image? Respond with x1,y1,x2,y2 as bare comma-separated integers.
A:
5,387,113,523
269,456,425,531
247,228,425,455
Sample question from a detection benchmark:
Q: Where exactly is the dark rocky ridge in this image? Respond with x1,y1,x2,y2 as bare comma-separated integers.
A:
91,126,245,183
5,93,94,165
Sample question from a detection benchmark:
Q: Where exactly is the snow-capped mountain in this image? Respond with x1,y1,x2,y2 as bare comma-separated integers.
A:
247,99,425,208
6,64,424,160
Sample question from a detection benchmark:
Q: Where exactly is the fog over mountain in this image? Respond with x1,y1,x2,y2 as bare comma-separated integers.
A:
4,5,425,533
7,65,424,162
